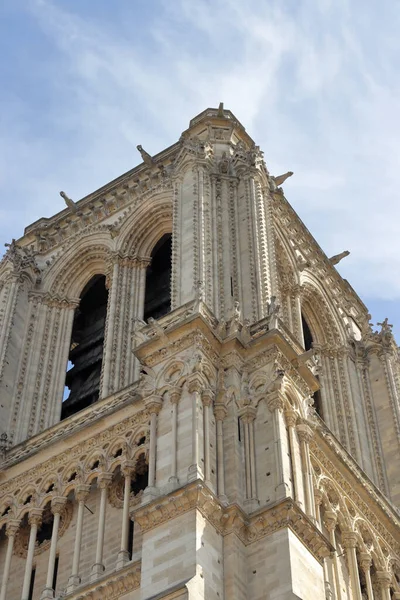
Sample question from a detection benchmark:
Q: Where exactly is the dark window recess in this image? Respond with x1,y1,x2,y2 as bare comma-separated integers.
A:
128,520,134,559
61,275,108,420
28,567,36,600
52,555,59,591
302,314,313,351
37,505,54,545
143,234,172,321
302,314,323,419
130,455,149,496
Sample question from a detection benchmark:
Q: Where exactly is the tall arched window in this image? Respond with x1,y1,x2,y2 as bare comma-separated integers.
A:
144,234,172,321
301,312,323,419
61,275,108,420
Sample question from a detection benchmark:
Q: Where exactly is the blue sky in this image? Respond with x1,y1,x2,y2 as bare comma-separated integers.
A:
0,0,399,339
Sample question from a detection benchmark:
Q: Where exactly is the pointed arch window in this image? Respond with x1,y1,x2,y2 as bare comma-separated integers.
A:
143,234,172,321
61,275,108,420
301,313,323,419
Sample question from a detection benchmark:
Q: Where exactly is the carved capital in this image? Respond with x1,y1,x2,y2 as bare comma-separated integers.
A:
359,552,372,572
214,403,227,422
168,388,182,405
51,496,67,515
296,423,314,444
28,508,43,527
98,472,114,490
323,510,337,532
75,484,91,503
144,395,163,415
266,391,285,413
375,570,392,589
121,460,136,478
5,519,20,537
188,374,203,394
201,390,214,407
341,531,358,549
239,406,257,423
284,409,298,428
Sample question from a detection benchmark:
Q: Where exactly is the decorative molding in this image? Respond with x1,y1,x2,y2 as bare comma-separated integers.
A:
133,481,332,563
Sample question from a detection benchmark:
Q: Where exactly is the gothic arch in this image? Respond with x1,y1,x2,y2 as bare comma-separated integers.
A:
117,192,173,258
300,275,347,346
45,235,113,298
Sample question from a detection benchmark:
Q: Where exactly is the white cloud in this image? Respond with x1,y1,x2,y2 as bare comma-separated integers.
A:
0,0,399,332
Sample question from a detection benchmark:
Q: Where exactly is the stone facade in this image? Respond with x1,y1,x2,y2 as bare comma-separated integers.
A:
0,106,399,600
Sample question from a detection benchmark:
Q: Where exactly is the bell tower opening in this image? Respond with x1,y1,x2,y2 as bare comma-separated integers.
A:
302,312,323,419
61,275,108,420
143,234,172,321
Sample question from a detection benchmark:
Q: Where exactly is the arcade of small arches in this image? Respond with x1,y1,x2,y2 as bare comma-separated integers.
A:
0,427,150,599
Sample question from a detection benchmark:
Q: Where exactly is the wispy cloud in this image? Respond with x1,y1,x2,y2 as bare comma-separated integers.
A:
0,0,399,333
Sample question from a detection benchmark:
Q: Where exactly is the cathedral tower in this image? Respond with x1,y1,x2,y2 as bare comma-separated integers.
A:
0,107,399,600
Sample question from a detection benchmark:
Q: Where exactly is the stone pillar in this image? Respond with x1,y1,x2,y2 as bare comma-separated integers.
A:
342,531,362,600
324,511,342,600
266,392,291,500
116,461,135,570
214,403,227,502
91,473,113,581
66,484,91,593
359,553,375,600
239,405,257,506
188,377,203,482
296,423,316,520
202,390,214,487
0,519,20,600
41,497,67,599
169,388,181,485
144,396,163,494
284,409,302,506
376,571,392,600
21,509,43,600
101,261,119,398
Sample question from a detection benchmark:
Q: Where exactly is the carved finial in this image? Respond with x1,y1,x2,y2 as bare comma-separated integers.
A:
329,250,350,266
217,102,224,117
60,191,77,212
377,318,393,333
137,145,155,167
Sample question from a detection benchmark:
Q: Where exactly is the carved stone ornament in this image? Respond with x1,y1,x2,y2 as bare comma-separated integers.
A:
132,481,332,563
14,500,73,558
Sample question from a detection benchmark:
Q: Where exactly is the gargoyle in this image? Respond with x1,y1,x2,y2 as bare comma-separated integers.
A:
329,250,350,266
60,191,77,212
271,171,293,187
137,145,155,167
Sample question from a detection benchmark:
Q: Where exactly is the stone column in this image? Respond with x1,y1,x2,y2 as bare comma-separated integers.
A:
284,409,301,506
342,531,362,600
214,403,227,502
188,377,203,482
0,519,20,600
144,396,163,494
376,571,392,600
101,261,119,398
359,553,375,600
41,497,67,599
66,484,91,593
324,511,342,600
202,390,214,487
91,473,113,581
116,461,135,570
296,423,316,520
169,388,181,485
267,392,291,500
21,509,43,600
239,406,257,505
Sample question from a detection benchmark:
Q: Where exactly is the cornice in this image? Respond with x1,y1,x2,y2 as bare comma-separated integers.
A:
62,560,141,600
0,382,141,471
132,481,332,564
